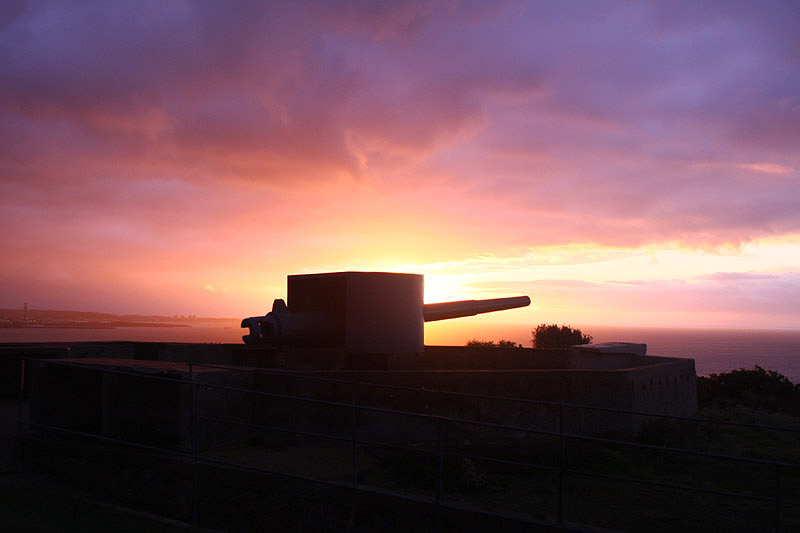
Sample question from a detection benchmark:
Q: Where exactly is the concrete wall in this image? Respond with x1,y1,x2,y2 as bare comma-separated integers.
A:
19,342,698,446
27,358,256,452
6,341,683,371
627,357,697,417
257,362,694,438
27,359,104,432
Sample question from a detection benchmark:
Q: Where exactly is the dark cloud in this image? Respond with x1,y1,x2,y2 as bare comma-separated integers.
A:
1,0,798,253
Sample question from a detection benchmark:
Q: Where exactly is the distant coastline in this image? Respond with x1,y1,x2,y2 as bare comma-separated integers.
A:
0,321,190,329
0,308,235,330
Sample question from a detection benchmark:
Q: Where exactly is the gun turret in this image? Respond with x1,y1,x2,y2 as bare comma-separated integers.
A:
241,271,530,354
241,299,334,345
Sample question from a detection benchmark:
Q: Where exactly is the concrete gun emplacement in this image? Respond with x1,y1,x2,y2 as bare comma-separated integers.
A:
241,271,530,354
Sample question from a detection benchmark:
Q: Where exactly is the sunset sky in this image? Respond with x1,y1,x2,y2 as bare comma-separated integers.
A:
1,1,799,337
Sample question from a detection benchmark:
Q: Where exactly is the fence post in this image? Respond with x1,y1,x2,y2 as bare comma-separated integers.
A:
435,418,444,531
351,389,358,487
15,357,26,485
558,403,565,524
775,463,782,532
190,363,199,528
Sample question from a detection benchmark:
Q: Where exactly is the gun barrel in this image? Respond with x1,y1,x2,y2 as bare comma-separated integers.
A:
423,296,531,322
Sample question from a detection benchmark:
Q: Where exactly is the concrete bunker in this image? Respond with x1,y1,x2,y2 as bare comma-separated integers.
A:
15,271,697,455
22,342,697,451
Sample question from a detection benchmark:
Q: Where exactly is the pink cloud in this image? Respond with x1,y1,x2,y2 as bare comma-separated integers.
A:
737,163,795,175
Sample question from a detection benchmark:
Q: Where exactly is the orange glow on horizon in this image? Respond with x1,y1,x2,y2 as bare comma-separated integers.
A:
1,3,798,333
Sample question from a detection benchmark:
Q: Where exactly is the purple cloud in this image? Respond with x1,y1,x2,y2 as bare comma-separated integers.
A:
1,1,799,317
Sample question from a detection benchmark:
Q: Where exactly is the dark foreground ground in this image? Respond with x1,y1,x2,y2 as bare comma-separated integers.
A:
3,356,799,532
0,398,196,532
5,393,800,532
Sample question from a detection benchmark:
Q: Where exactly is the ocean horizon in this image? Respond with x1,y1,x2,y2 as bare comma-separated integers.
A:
2,324,799,383
588,325,800,383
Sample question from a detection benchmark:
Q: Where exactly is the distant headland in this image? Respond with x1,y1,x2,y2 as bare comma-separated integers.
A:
0,308,236,330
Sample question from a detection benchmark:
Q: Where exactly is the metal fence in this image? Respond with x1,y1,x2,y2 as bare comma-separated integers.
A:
15,357,800,531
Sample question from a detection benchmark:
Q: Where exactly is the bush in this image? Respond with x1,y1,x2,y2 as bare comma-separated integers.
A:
465,339,496,347
497,339,522,348
697,366,800,416
465,339,523,348
531,323,592,349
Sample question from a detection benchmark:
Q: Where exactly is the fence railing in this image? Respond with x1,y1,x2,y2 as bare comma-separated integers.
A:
15,357,800,531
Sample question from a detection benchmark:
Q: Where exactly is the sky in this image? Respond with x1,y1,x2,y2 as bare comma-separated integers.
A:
1,0,799,338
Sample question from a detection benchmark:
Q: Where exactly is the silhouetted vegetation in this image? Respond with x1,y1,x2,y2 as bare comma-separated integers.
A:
697,365,800,416
531,323,592,349
636,366,800,459
465,339,523,348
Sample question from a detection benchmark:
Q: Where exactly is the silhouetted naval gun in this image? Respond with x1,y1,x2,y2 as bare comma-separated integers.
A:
241,271,530,354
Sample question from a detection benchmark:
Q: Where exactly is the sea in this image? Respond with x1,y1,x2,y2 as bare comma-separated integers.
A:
1,324,799,383
588,326,800,383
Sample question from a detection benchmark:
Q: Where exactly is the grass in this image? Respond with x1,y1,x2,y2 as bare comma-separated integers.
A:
8,366,800,531
10,410,800,531
349,406,800,531
0,482,190,533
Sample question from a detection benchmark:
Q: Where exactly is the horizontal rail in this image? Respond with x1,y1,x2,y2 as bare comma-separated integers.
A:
21,419,574,531
21,356,800,470
19,356,799,531
192,361,800,435
23,409,796,527
24,355,800,435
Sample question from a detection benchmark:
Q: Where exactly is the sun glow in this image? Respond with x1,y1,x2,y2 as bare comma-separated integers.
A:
421,273,476,303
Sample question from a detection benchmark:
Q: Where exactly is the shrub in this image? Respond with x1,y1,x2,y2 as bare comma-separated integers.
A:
465,339,497,347
697,366,800,416
497,339,523,348
531,323,592,349
465,339,523,348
